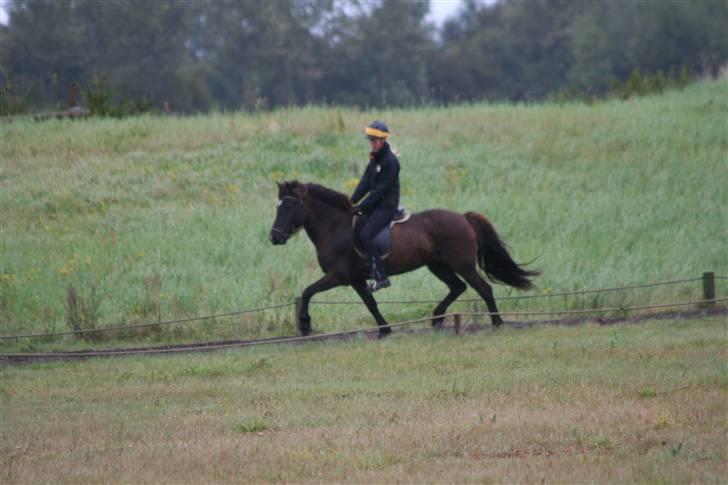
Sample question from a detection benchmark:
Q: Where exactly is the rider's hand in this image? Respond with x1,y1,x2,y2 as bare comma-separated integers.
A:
352,204,363,216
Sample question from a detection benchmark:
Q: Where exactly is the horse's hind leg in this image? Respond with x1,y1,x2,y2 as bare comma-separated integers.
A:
456,266,504,327
427,263,467,328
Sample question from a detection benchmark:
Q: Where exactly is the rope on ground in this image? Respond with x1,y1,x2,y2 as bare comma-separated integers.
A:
312,276,704,305
0,302,295,341
1,298,724,360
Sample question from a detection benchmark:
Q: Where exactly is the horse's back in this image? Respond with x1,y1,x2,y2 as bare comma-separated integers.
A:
386,208,477,274
406,209,476,238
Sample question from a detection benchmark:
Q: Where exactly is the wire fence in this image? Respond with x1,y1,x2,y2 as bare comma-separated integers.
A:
0,273,723,342
2,297,725,361
0,303,294,341
310,276,705,305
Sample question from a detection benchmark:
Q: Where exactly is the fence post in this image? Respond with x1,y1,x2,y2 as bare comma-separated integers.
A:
454,313,461,335
295,297,303,324
702,272,715,306
471,302,481,324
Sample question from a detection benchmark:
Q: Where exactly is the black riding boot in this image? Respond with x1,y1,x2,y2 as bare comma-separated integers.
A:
368,256,391,292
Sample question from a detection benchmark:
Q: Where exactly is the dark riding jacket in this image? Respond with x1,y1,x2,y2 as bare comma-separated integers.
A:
351,142,400,215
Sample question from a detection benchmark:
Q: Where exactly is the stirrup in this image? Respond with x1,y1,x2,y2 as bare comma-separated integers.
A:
368,278,391,293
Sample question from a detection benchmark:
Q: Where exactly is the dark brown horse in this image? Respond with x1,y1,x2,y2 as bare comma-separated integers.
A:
269,181,539,337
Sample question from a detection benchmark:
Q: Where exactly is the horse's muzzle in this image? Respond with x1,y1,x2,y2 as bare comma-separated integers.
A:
269,228,287,245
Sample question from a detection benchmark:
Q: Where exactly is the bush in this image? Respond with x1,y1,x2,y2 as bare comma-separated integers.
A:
65,284,103,342
85,73,156,118
0,76,29,116
553,65,697,104
610,66,694,99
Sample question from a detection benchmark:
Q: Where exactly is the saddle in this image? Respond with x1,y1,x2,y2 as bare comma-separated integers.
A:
353,208,411,259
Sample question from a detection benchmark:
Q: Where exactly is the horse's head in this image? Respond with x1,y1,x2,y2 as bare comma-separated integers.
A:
269,181,307,245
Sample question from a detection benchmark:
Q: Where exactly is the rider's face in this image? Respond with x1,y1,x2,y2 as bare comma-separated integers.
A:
368,137,385,152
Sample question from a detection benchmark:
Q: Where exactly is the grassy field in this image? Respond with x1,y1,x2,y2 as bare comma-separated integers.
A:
1,85,726,482
1,316,726,482
1,81,726,348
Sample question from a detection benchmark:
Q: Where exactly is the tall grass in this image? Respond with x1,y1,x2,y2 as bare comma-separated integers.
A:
1,82,726,346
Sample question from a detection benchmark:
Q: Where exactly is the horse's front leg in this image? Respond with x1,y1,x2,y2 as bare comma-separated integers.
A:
351,280,391,338
298,273,346,336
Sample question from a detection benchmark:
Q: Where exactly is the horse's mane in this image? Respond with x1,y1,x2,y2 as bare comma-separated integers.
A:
306,183,352,212
286,181,352,213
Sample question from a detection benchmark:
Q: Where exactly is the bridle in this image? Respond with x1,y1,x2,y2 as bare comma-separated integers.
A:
277,195,300,207
272,195,305,239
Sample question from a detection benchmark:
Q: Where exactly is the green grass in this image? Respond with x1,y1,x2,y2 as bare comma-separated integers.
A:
1,81,727,348
1,317,726,482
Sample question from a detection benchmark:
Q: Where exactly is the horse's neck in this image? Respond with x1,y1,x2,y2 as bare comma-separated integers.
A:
302,198,351,247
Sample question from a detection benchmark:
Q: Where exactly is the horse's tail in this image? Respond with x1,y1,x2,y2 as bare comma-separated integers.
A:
464,211,540,290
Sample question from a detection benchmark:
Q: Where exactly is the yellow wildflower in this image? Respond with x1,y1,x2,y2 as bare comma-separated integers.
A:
343,178,359,191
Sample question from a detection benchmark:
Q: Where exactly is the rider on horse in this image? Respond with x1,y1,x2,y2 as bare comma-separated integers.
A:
351,120,400,292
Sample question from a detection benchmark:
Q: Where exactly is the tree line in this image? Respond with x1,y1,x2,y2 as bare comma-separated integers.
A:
1,0,726,114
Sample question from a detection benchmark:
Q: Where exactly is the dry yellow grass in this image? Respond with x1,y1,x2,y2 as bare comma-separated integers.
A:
2,316,726,483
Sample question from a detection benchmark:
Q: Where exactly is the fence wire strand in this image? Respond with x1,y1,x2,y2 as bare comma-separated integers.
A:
0,274,719,341
0,303,294,341
312,276,704,305
1,298,724,361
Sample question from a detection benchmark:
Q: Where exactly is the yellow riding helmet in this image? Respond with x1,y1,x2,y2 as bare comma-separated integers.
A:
365,120,390,140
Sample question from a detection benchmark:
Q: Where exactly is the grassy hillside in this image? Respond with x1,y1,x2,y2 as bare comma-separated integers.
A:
1,81,726,344
1,317,726,482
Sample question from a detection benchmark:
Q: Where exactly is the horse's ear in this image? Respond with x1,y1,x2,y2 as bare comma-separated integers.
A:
280,181,297,196
288,182,307,198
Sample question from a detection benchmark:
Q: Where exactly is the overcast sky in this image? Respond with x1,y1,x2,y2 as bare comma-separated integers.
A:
428,0,464,25
1,0,467,28
0,0,8,25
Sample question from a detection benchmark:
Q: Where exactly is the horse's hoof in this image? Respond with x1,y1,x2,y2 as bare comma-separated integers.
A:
378,327,392,339
299,315,311,336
